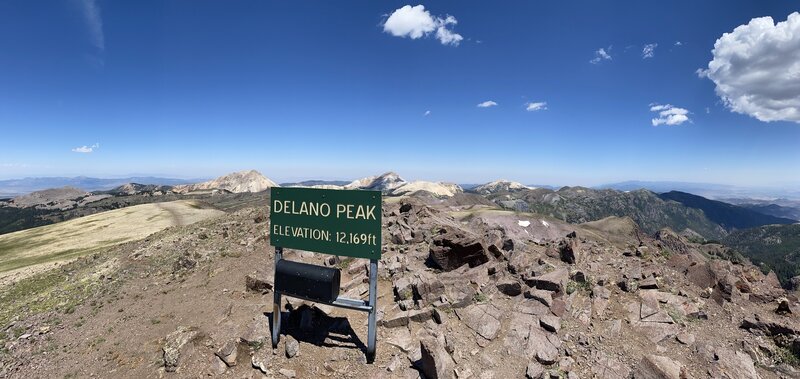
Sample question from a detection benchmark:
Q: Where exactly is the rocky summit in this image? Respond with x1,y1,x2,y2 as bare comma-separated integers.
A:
2,187,799,379
173,170,278,194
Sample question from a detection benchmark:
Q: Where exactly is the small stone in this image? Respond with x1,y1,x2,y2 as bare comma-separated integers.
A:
524,289,553,308
285,335,299,358
777,297,792,315
455,366,474,378
526,361,545,378
245,274,273,293
639,277,658,290
394,277,414,301
279,368,296,378
215,339,239,367
251,349,271,374
210,355,227,375
536,348,558,365
433,308,449,324
676,332,695,345
444,334,456,355
540,315,561,333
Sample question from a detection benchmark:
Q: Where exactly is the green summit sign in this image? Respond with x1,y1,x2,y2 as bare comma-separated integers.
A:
269,187,382,260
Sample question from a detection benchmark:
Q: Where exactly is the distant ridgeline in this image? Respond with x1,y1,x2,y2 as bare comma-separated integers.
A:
658,191,797,230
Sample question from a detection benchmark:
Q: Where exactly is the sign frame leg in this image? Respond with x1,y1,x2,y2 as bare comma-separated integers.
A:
272,247,283,349
366,258,378,362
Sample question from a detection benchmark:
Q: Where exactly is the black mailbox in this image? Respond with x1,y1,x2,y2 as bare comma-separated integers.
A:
274,259,341,303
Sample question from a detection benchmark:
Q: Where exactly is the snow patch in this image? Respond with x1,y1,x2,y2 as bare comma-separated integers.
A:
518,220,531,227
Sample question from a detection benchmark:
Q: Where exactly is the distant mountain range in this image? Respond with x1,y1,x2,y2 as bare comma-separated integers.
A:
658,191,797,229
598,180,800,200
279,180,350,187
0,176,204,197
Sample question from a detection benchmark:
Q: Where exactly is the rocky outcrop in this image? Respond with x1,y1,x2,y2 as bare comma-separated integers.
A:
429,227,492,271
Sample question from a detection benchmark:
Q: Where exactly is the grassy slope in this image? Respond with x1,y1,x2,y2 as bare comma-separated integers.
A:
0,200,223,282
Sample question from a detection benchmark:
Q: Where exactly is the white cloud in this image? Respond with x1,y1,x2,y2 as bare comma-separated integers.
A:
642,43,657,58
590,47,612,64
72,143,100,153
525,102,547,112
382,5,463,46
675,41,683,46
79,0,104,51
650,104,690,126
477,100,498,108
699,12,800,123
424,110,431,116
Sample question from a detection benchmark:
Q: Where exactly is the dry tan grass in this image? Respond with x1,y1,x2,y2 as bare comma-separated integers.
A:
0,200,223,284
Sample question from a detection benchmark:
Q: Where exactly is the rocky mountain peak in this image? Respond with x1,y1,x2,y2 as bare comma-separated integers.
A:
345,171,407,193
474,179,531,194
173,170,278,194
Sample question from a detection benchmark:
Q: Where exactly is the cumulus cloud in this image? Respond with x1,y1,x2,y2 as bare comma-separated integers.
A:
383,5,463,46
642,43,657,58
525,102,547,112
698,12,800,123
72,143,100,153
590,47,612,64
477,100,498,108
650,104,690,126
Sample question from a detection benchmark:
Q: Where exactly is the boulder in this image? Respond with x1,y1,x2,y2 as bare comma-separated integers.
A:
527,269,569,293
394,277,414,301
420,338,455,379
414,273,446,304
497,279,523,296
558,236,580,264
429,228,491,271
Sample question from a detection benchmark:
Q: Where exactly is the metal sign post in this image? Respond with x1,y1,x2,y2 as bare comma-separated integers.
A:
268,187,381,361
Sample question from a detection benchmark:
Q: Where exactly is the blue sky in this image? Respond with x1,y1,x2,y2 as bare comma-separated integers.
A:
1,1,799,187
